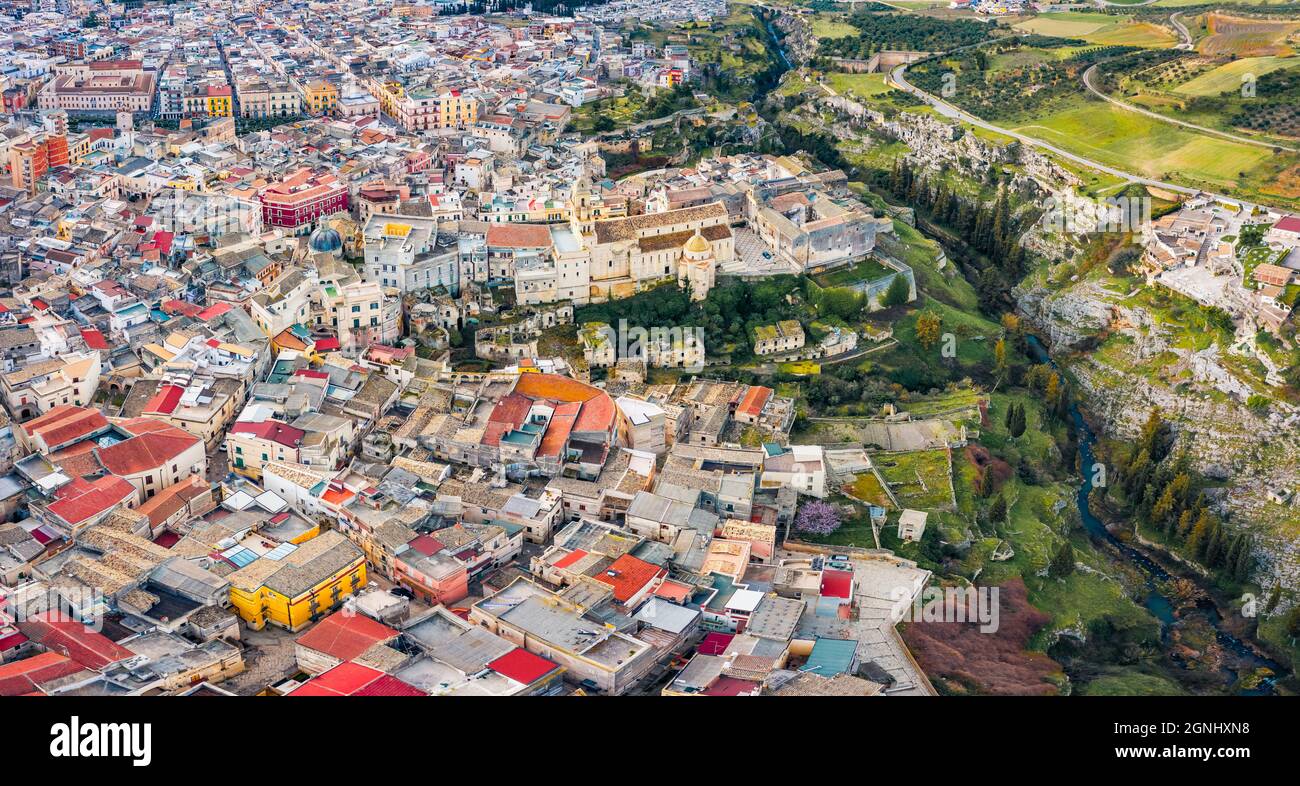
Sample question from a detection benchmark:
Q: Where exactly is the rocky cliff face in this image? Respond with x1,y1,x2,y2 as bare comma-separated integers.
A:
1016,280,1113,352
1016,277,1300,594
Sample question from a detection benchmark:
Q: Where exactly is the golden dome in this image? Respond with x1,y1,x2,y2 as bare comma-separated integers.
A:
683,231,711,255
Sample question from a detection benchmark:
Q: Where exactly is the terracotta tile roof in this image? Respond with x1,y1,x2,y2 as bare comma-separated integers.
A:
79,328,109,350
572,394,615,436
736,385,772,419
407,534,446,556
537,401,580,458
95,428,200,477
486,223,553,249
17,612,133,670
513,372,602,403
593,554,665,603
295,610,399,662
231,420,306,449
48,441,100,478
47,475,136,527
144,384,184,415
483,393,533,447
136,475,208,528
0,651,86,696
21,405,107,447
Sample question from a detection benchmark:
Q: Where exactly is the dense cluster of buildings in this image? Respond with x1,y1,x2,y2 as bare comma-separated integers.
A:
1140,197,1300,336
0,1,934,699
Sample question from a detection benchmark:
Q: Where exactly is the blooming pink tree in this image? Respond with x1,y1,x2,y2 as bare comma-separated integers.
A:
794,500,841,536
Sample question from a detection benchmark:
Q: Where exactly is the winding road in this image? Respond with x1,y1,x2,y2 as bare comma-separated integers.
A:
1169,11,1193,50
888,62,1201,195
886,60,1270,209
1080,63,1299,153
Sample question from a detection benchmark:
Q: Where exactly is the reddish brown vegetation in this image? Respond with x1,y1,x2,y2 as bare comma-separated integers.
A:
965,444,1012,494
902,578,1062,696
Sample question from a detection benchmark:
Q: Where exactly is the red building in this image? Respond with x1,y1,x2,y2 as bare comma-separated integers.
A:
259,168,349,231
2,88,28,115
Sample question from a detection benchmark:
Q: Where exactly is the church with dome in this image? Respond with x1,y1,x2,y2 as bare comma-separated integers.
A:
307,221,343,257
678,230,716,302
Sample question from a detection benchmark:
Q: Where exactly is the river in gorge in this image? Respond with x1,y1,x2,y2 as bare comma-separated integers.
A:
1026,335,1286,695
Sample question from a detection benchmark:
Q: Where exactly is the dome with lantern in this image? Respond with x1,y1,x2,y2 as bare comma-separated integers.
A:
308,222,343,255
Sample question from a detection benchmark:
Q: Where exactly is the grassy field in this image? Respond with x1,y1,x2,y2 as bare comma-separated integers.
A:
1012,13,1176,49
1078,672,1187,696
811,255,892,287
844,471,894,508
827,71,895,98
1013,12,1112,38
1173,55,1300,96
875,449,954,511
812,17,858,40
1010,97,1289,200
779,360,822,375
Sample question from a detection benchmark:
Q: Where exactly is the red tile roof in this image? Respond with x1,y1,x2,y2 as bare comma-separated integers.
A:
196,302,232,321
295,611,398,662
231,420,305,448
537,401,580,458
47,475,136,527
407,535,446,557
48,440,100,478
572,393,615,436
736,385,772,419
144,384,184,415
20,405,107,448
486,222,553,249
289,662,381,696
488,648,559,685
137,475,208,528
161,299,204,318
289,661,423,696
1274,215,1300,233
79,328,109,350
483,393,533,447
351,673,426,697
17,612,133,670
0,651,86,696
95,428,200,477
593,554,665,603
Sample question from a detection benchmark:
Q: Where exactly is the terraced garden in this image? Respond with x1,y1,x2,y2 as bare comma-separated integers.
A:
875,448,954,511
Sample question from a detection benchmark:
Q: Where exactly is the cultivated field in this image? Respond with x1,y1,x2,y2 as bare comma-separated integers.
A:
1196,13,1300,57
1010,99,1284,195
1012,13,1176,48
1173,55,1299,96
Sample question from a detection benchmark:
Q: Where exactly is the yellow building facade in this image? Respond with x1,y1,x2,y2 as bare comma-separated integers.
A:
227,531,367,632
304,81,338,116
